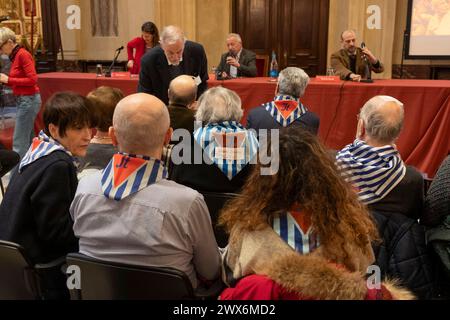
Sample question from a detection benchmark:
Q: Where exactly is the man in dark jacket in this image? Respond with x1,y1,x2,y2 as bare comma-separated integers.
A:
217,33,257,78
138,25,208,105
167,75,197,136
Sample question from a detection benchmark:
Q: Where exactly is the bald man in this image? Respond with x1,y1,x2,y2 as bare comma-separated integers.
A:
168,75,197,135
336,95,424,219
70,93,221,289
330,30,384,81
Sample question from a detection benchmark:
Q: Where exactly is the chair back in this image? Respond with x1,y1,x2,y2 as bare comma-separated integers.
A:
201,192,237,247
66,253,196,300
256,54,269,77
0,240,38,299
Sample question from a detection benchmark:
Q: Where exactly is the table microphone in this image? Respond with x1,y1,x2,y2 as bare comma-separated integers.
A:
360,42,373,83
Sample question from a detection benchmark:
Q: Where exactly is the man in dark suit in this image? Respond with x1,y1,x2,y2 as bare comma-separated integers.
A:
138,25,208,105
168,75,197,136
217,33,257,78
246,67,319,135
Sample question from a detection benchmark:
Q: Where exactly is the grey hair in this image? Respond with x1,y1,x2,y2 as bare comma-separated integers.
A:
359,95,405,144
341,29,357,40
277,67,310,98
0,27,16,46
195,87,243,123
160,25,186,46
227,33,242,43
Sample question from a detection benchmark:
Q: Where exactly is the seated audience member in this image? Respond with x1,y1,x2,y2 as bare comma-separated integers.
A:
246,67,319,135
79,86,124,174
219,127,413,300
127,21,159,75
217,33,257,78
336,96,424,219
168,75,197,135
0,142,19,178
0,92,95,264
170,87,258,193
330,30,384,81
71,93,221,289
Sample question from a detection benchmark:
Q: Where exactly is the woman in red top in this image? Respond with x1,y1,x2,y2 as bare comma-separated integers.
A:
127,21,159,75
0,27,41,158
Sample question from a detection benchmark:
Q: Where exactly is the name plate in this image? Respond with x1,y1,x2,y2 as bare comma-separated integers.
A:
315,76,340,82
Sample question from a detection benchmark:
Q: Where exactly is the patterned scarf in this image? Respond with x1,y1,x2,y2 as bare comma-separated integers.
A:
19,131,76,173
194,121,259,180
264,95,308,127
101,153,167,201
336,139,406,204
272,208,320,255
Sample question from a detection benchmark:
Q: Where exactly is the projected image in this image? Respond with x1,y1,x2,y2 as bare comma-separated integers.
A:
412,0,450,36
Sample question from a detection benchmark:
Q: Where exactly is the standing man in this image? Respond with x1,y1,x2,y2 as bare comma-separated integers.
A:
217,33,257,78
138,25,208,105
330,30,384,81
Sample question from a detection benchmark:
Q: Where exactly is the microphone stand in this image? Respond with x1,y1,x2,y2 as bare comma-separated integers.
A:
400,30,408,79
105,48,123,78
360,55,374,83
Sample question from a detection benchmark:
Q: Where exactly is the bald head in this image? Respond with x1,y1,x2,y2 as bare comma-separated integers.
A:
341,30,357,54
358,95,404,144
113,93,169,155
168,75,198,107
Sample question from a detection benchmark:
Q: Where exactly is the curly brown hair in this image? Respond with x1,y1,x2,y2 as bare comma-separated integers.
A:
219,126,379,266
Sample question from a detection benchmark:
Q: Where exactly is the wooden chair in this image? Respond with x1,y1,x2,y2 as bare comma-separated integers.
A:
255,54,269,77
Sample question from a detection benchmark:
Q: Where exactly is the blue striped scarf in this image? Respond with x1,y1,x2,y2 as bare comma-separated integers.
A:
264,95,308,127
336,139,406,204
101,153,167,201
194,121,259,180
272,211,320,255
19,131,76,173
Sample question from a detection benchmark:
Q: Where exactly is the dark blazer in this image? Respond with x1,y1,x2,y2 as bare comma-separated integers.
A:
217,48,257,78
330,48,384,80
0,151,79,264
138,41,209,104
246,105,320,136
168,103,196,135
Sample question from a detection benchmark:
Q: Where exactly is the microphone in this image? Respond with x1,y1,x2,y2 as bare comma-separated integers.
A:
360,41,373,83
116,46,124,51
0,16,10,23
105,46,124,77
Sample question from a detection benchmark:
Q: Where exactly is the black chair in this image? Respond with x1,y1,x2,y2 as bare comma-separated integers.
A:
66,253,223,300
0,240,66,300
200,192,237,248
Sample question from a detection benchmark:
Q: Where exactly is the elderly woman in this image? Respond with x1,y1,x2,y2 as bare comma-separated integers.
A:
218,127,414,300
246,67,319,135
170,86,258,193
127,21,160,75
0,92,95,266
0,27,41,158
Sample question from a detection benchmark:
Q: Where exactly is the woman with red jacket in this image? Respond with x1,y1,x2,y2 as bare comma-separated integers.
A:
0,27,41,158
127,21,159,75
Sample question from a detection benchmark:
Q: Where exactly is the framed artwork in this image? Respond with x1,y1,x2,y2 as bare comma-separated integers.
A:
21,0,41,18
0,20,23,36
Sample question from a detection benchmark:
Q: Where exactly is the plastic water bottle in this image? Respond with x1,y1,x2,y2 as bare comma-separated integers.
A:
269,51,279,78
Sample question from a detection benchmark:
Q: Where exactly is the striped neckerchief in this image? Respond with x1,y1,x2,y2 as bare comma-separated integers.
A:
19,130,76,173
194,121,259,180
264,95,308,127
101,153,167,201
336,139,406,204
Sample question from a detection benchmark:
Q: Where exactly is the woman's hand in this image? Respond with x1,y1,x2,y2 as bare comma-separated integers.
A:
127,60,134,70
0,73,9,84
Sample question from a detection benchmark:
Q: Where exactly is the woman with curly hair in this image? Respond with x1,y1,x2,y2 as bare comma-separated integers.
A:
219,127,413,300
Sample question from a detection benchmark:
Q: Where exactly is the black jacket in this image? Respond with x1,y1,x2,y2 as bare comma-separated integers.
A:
246,104,320,136
217,48,257,78
138,41,209,104
0,151,79,264
371,210,435,299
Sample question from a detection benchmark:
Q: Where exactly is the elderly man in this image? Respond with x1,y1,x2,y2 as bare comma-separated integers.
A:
170,87,258,193
246,67,319,135
70,93,221,289
330,30,384,81
168,75,197,134
217,33,257,78
138,25,208,104
336,96,424,219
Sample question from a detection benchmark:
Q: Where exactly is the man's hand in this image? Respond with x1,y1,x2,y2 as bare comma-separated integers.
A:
349,73,361,82
220,71,229,78
127,60,134,70
361,47,378,64
0,73,9,84
226,56,240,68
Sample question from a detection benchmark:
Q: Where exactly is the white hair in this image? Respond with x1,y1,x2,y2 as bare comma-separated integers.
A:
195,87,243,124
227,33,242,43
160,25,186,46
277,67,310,98
0,27,16,46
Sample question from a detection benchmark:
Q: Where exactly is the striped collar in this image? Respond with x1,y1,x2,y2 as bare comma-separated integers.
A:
336,139,406,204
194,121,259,180
19,131,76,173
101,153,167,201
272,208,320,255
264,95,308,127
